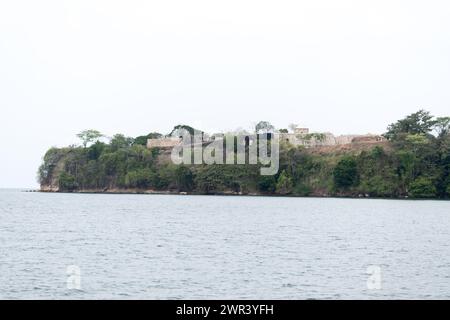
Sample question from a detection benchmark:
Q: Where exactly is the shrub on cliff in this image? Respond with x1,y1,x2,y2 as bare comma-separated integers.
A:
359,175,397,197
409,177,437,198
38,148,67,186
88,141,106,160
134,132,163,146
58,172,78,192
257,175,276,193
293,183,312,196
175,166,194,192
276,170,293,194
333,157,359,190
124,169,155,189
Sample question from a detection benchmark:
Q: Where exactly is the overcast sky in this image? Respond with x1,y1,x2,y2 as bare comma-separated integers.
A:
1,0,450,188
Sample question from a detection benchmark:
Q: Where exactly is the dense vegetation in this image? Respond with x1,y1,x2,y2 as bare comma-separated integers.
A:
39,110,450,199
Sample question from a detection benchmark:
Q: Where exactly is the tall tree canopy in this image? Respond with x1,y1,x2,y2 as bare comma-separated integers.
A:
434,117,450,139
255,121,275,134
384,110,436,141
134,132,163,146
77,129,104,148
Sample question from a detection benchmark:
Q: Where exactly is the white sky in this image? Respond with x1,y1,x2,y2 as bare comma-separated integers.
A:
1,0,450,188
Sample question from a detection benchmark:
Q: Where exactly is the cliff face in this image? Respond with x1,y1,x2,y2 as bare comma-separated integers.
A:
39,147,69,192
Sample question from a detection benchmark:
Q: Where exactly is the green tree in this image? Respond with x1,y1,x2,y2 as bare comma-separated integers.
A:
87,141,106,160
110,134,133,151
434,117,450,139
370,145,385,159
276,170,293,194
58,172,78,191
360,175,397,197
255,121,275,134
333,157,359,189
154,165,176,189
77,129,103,148
125,169,155,188
384,110,436,141
134,132,163,146
409,177,437,198
405,133,428,147
175,165,194,192
258,175,277,192
170,125,198,137
293,183,312,196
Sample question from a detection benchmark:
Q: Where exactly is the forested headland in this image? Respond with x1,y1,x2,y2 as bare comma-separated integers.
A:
39,110,450,199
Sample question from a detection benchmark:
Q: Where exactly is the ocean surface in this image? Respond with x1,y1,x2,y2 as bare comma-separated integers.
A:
0,189,449,299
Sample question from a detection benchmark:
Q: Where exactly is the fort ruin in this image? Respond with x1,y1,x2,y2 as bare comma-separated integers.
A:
147,137,182,149
279,131,385,148
146,128,385,149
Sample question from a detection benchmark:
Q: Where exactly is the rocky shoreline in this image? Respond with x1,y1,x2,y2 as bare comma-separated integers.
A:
37,187,429,200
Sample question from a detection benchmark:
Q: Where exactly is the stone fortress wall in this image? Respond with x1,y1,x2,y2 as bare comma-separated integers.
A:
147,137,182,149
146,127,385,149
280,128,384,148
